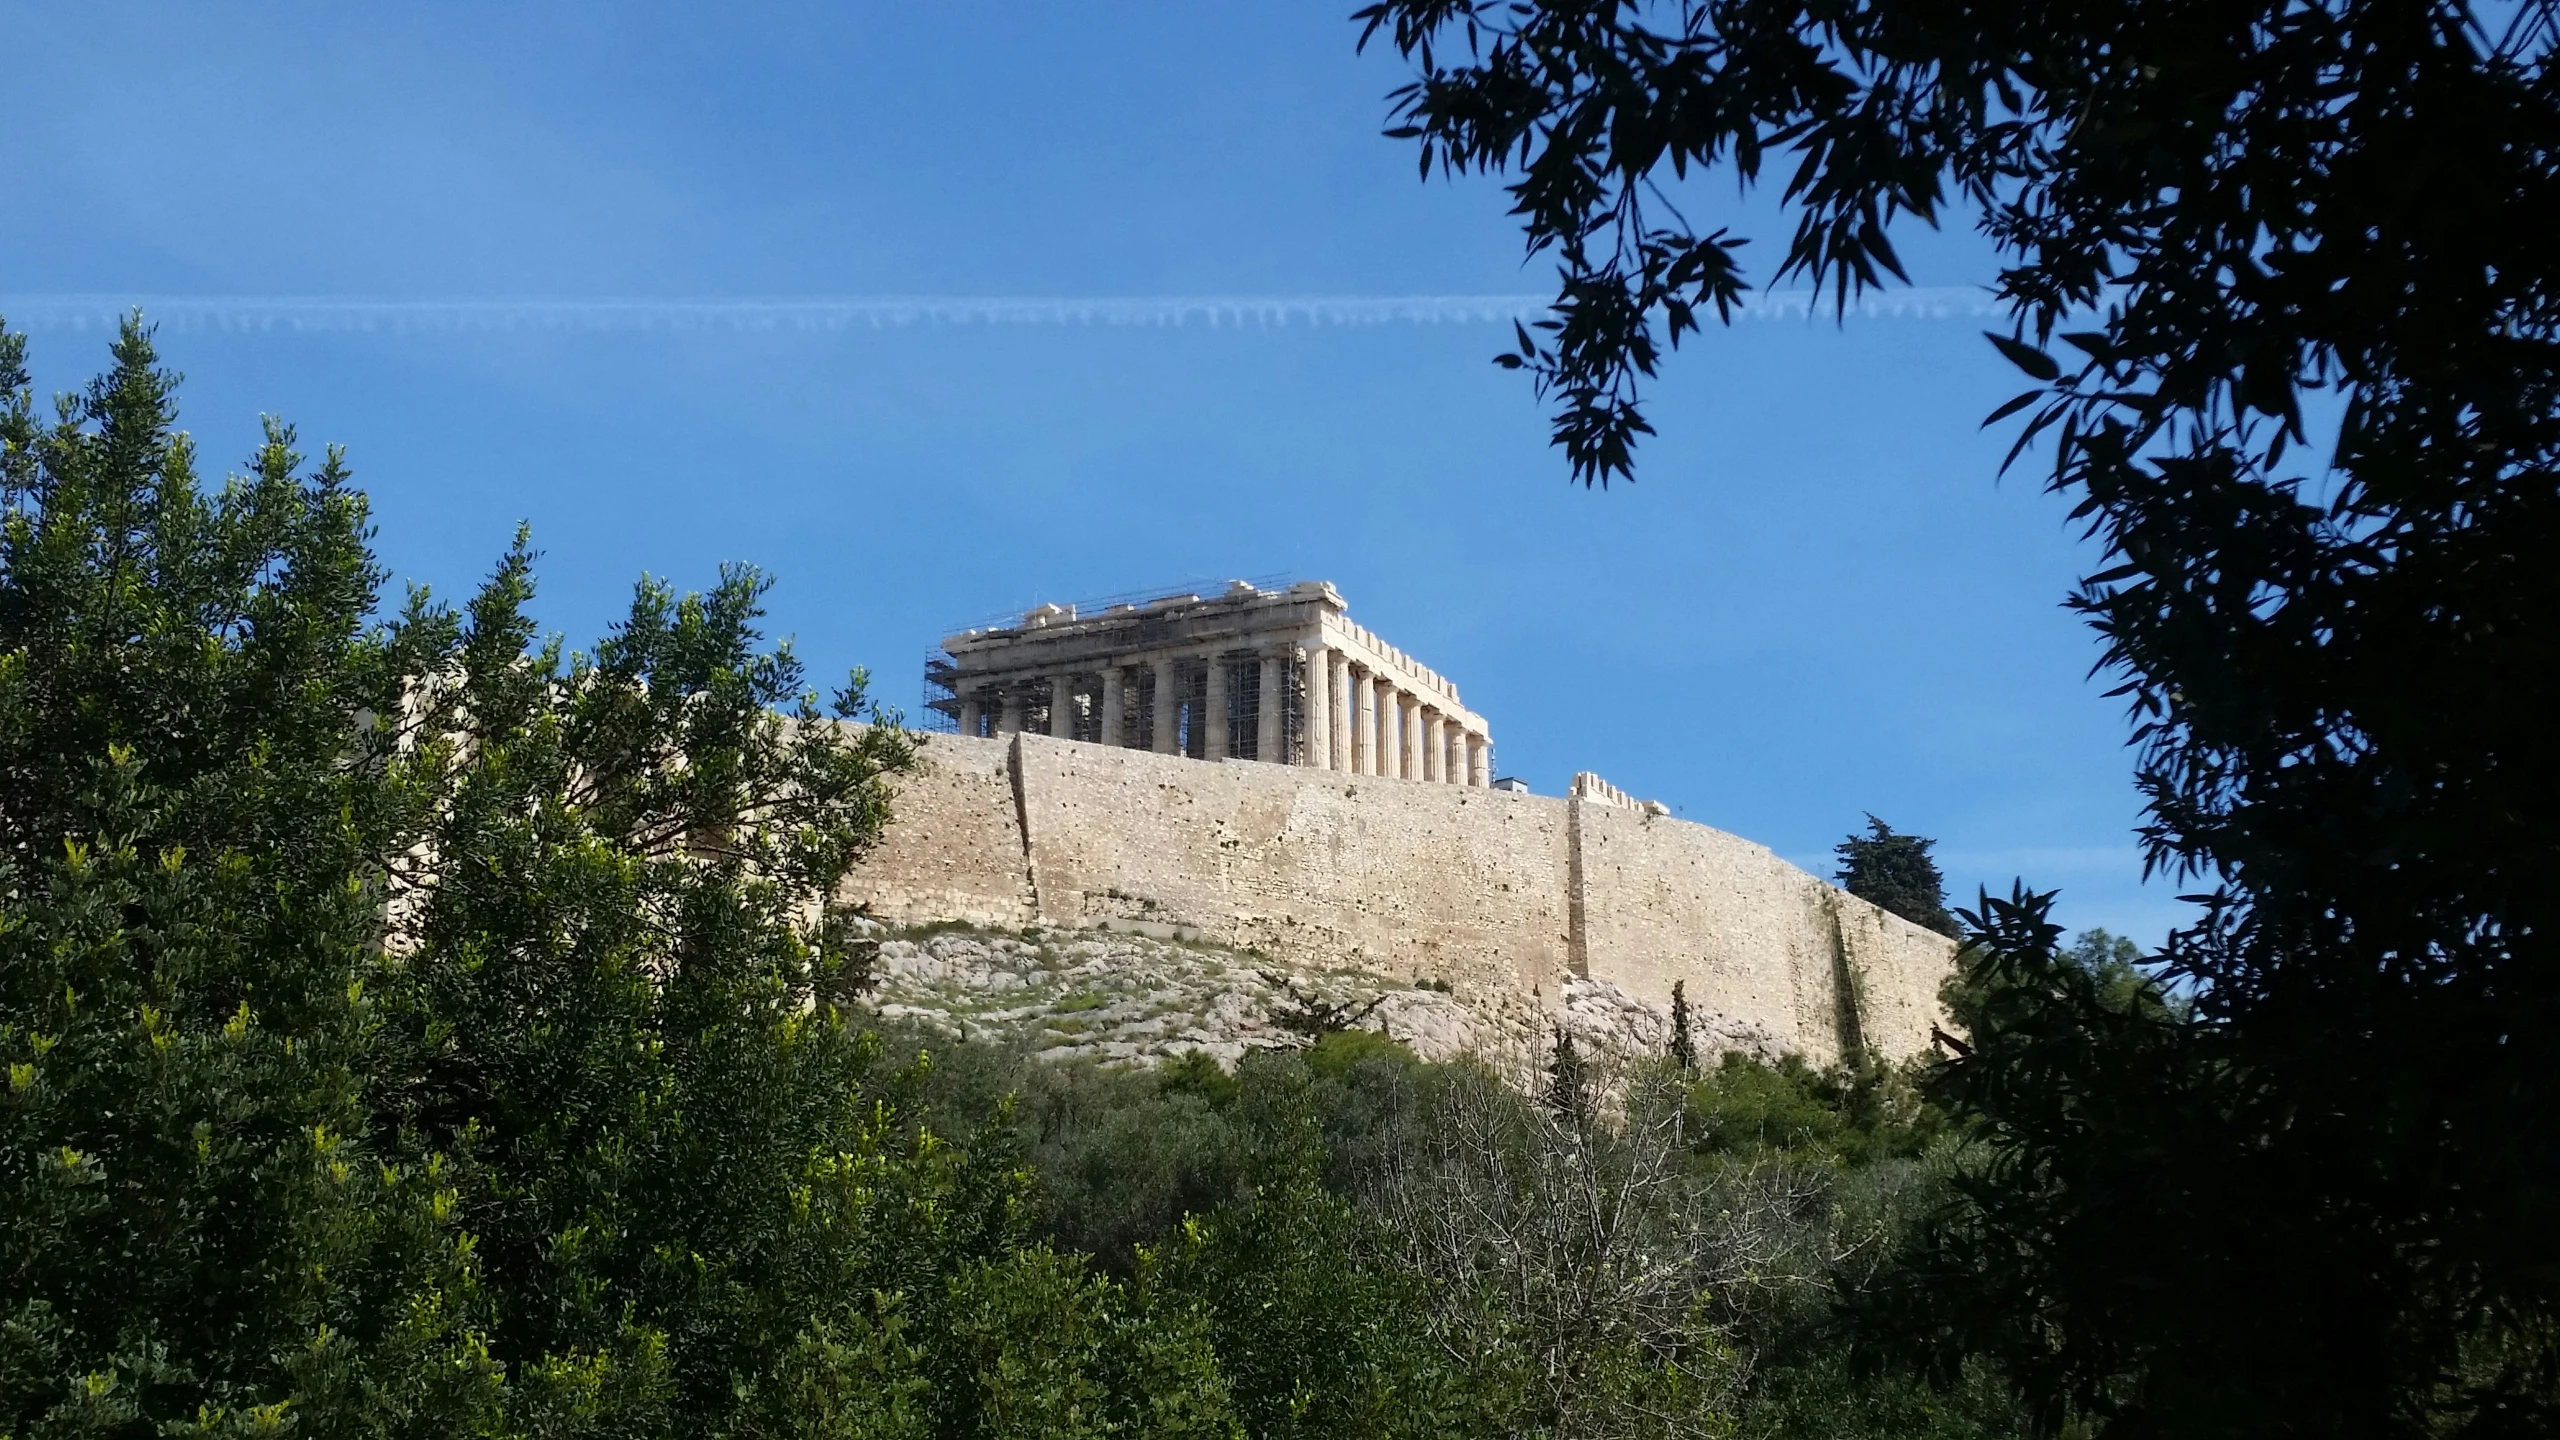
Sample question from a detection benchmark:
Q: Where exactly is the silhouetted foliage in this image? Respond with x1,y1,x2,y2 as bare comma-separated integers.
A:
1834,817,1958,937
1359,2,2560,1431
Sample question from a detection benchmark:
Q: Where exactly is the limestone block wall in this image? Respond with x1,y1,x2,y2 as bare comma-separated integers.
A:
1013,734,1572,1004
838,729,1953,1061
1825,894,1957,1061
833,731,1035,929
1569,800,1951,1066
1570,801,1844,1063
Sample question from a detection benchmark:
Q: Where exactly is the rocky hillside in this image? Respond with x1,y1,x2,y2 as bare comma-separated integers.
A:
856,919,1784,1071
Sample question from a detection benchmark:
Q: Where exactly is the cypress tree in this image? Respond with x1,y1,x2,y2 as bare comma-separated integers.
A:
1544,1028,1588,1122
1833,816,1958,937
1669,979,1698,1071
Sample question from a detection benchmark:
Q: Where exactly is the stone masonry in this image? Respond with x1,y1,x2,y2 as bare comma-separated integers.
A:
838,734,1956,1066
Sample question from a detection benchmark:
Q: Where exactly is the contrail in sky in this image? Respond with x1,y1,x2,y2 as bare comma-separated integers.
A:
0,288,2002,334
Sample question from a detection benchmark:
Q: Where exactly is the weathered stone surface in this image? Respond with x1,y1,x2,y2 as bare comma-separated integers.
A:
1014,733,1574,1004
859,920,1779,1072
1571,799,1952,1064
840,729,1956,1064
834,729,1034,929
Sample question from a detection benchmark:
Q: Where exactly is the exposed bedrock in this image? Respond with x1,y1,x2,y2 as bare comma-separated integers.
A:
840,729,1954,1067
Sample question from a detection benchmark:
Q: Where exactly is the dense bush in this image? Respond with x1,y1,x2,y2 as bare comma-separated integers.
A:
911,1015,2035,1440
1,317,1050,1437
1,320,514,1437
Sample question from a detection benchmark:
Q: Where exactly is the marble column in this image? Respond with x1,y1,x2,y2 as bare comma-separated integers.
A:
1344,669,1363,774
1203,657,1228,760
1355,670,1378,776
1329,652,1351,770
1375,689,1393,778
1377,679,1397,779
1379,689,1397,777
1467,732,1490,787
1049,675,1077,740
996,686,1024,735
1445,725,1465,785
1422,709,1444,783
1257,653,1283,762
1151,657,1180,754
1401,694,1422,779
1099,668,1125,748
1301,646,1331,770
958,695,983,737
1386,688,1406,779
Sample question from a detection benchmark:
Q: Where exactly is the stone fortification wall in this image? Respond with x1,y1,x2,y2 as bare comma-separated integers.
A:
833,732,1034,929
1825,895,1957,1062
1569,802,1952,1065
837,729,1953,1061
1571,801,1845,1062
1013,735,1573,1005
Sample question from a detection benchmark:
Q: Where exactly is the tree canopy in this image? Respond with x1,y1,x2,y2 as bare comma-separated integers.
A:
1833,818,1956,938
1358,2,2560,1433
0,319,1230,1438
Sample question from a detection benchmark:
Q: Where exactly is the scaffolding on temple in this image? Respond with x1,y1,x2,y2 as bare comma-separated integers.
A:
919,651,963,734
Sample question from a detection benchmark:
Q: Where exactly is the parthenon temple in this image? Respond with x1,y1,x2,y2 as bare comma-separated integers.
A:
924,580,1495,785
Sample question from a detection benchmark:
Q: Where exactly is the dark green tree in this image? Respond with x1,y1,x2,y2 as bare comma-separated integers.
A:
1833,817,1957,937
1152,1061,1503,1440
0,319,504,1435
361,527,1029,1434
1544,1028,1589,1123
1356,2,2560,1433
1668,979,1698,1071
2055,927,2183,1019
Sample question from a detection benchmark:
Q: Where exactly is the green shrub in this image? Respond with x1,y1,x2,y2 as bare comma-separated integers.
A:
1683,1052,1939,1167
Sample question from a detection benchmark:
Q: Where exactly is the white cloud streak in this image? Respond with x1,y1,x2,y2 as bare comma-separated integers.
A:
1780,844,2151,884
1932,845,2153,878
1,288,2003,335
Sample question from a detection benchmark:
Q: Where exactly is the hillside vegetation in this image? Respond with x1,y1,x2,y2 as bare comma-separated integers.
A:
0,322,2059,1439
856,920,1778,1074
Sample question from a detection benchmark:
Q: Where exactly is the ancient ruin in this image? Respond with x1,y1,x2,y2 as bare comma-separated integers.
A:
858,579,1962,1066
925,580,1495,786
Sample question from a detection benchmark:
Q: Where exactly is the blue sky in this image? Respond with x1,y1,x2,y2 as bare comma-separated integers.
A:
2,2,2183,943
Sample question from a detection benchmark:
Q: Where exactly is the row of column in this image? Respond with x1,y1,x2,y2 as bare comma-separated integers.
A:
1299,646,1490,787
956,651,1292,762
952,646,1490,786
